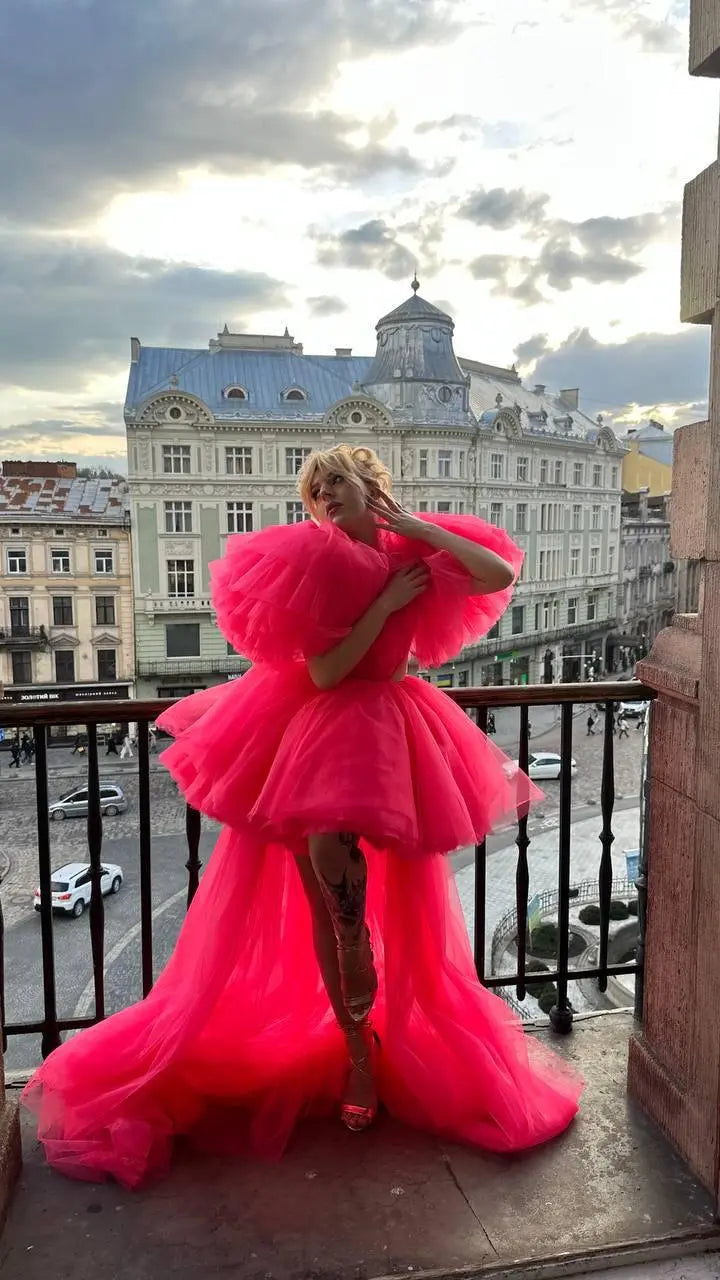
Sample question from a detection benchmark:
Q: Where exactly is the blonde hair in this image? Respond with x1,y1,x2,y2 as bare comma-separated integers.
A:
297,444,392,516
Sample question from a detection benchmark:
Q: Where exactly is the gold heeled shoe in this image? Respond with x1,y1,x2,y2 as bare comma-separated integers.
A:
338,924,378,1024
341,1026,380,1133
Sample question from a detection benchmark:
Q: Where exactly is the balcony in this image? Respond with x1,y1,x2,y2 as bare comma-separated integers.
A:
136,656,251,676
0,626,48,650
1,683,719,1274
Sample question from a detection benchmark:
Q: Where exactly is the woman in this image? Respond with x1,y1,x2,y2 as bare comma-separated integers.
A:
22,444,582,1187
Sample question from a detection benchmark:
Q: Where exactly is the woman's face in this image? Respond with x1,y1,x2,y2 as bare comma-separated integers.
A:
310,468,369,528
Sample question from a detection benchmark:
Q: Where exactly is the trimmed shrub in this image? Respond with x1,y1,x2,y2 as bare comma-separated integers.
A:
628,899,639,916
528,923,585,959
579,904,601,925
609,899,630,920
537,986,557,1015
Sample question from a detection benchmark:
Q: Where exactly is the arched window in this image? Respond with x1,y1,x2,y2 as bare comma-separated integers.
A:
283,388,307,402
224,386,248,400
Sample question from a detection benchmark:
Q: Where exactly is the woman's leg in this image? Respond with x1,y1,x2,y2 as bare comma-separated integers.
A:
307,832,377,1022
294,849,377,1116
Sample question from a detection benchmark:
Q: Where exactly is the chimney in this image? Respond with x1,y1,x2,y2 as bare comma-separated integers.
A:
335,347,352,357
130,337,141,363
559,388,579,410
533,384,546,395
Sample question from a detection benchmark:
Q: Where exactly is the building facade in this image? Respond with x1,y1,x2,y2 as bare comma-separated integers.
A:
0,462,134,721
124,286,625,699
612,491,674,670
621,420,673,497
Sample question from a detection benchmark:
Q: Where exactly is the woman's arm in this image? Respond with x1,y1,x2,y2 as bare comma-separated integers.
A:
307,564,428,691
368,497,514,592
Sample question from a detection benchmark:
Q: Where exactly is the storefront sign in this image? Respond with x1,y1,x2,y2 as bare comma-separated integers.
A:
2,684,130,704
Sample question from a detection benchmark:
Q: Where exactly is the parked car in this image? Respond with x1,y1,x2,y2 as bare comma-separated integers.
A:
619,701,649,719
49,783,127,821
512,752,578,781
33,861,124,917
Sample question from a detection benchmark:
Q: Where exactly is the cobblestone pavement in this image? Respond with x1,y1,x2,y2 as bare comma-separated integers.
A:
0,710,645,931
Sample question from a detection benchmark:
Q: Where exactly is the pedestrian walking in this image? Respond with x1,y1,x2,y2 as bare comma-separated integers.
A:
617,714,629,739
149,727,158,754
9,741,21,769
486,711,496,735
120,734,134,760
106,731,120,756
20,733,33,763
586,712,596,736
71,733,86,755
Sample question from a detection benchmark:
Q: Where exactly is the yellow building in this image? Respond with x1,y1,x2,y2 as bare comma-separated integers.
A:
0,462,134,722
621,420,673,496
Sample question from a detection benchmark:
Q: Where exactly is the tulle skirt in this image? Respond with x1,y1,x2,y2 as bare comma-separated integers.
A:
22,826,582,1188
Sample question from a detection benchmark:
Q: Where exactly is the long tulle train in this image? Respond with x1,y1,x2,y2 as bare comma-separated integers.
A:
22,829,582,1188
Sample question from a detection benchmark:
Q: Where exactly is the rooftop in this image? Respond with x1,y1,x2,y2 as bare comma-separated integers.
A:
0,475,129,524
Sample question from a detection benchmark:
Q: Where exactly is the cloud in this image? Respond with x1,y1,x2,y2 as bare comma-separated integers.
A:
0,0,458,226
458,186,550,230
571,0,684,54
519,326,710,422
563,206,680,256
415,114,481,135
314,219,419,280
306,295,348,318
0,416,127,471
0,233,288,391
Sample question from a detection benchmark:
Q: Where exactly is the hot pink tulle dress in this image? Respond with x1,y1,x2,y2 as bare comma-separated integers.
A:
22,513,583,1187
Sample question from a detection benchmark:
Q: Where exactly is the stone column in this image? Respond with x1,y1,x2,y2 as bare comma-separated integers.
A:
0,1043,21,1232
627,0,720,1201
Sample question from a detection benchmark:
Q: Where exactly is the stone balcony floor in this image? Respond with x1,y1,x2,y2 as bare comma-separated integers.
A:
2,1012,719,1280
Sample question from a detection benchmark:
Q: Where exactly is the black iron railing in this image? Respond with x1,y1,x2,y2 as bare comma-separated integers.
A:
0,680,653,1060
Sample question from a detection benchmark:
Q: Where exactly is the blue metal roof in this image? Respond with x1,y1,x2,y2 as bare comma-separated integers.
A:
125,347,374,419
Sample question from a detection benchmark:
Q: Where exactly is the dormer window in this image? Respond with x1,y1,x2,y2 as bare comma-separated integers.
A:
224,386,248,400
283,388,307,402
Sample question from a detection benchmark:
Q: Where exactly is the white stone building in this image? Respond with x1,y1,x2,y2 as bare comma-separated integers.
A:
124,284,624,699
611,491,674,672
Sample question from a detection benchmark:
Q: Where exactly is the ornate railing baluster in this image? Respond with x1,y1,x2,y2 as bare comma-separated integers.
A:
137,720,154,996
34,725,60,1057
515,704,531,1000
185,804,202,908
635,703,652,1020
86,724,105,1022
597,701,616,991
550,701,574,1034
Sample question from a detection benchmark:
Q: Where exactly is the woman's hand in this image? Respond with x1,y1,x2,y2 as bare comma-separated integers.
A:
379,564,430,614
367,492,434,542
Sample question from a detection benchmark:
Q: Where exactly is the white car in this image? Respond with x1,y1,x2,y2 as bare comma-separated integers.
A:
520,752,578,781
619,701,649,720
33,861,124,918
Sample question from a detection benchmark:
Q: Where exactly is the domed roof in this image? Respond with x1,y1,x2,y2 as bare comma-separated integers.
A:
376,277,453,330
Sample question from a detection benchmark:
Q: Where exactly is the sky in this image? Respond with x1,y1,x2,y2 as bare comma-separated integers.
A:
0,0,716,471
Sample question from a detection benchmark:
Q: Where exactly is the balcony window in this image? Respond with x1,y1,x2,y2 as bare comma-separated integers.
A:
554,461,564,484
167,559,195,597
611,466,619,488
587,593,597,621
540,460,548,483
285,447,311,475
593,464,603,487
516,456,528,482
286,501,310,524
227,502,253,534
9,597,29,633
11,650,32,683
573,462,584,486
511,605,524,635
166,622,200,658
611,506,618,529
97,649,117,681
163,444,191,475
94,549,114,575
609,545,616,574
225,446,252,475
436,501,452,513
52,596,73,626
490,453,504,480
590,546,600,574
438,449,451,478
55,650,75,683
567,597,578,624
95,596,115,626
419,450,428,478
490,502,503,527
591,504,601,531
51,548,71,574
164,501,193,534
487,622,500,640
572,504,582,531
6,547,27,575
515,503,527,532
570,547,580,576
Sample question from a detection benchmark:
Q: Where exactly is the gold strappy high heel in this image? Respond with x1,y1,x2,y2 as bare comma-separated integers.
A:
341,1024,380,1133
338,924,378,1023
